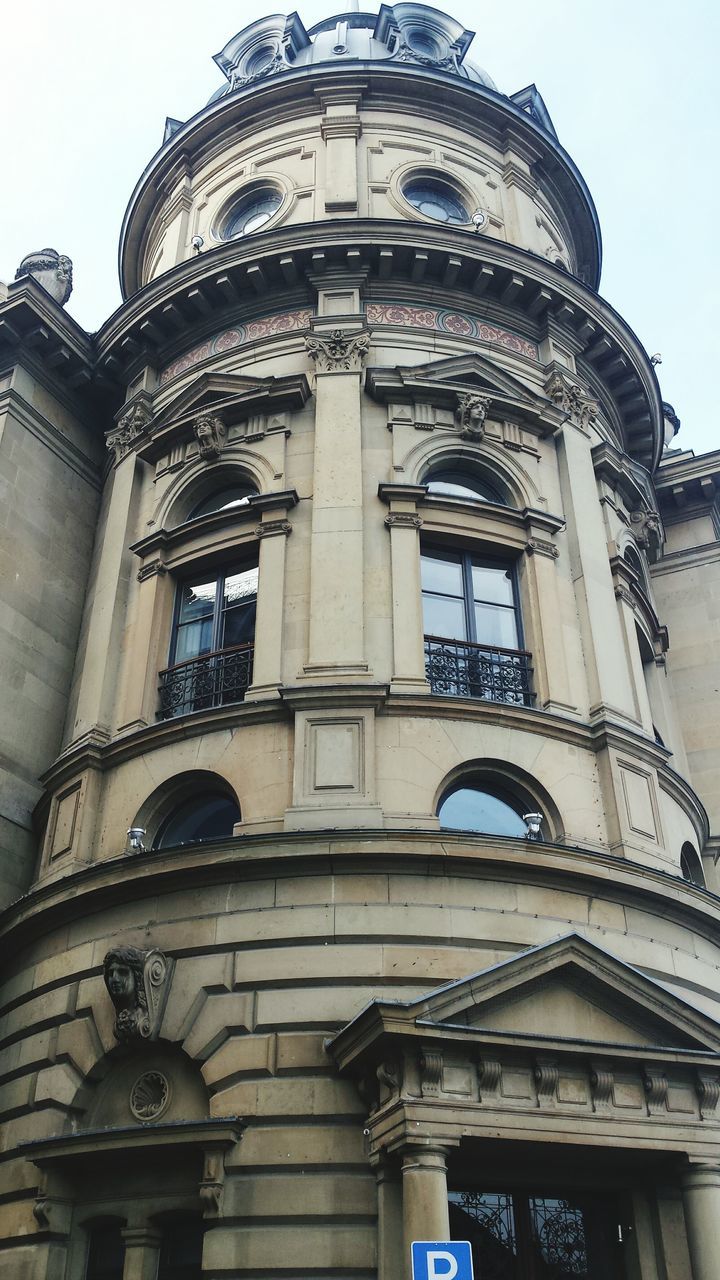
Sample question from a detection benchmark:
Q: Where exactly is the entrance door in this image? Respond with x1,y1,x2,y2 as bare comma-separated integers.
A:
448,1189,626,1279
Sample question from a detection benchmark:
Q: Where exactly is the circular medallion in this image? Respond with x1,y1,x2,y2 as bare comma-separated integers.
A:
130,1070,171,1122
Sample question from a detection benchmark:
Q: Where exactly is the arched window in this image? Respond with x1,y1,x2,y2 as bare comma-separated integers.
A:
85,1223,125,1280
188,484,256,519
153,792,240,849
680,842,704,887
438,781,543,839
425,468,506,504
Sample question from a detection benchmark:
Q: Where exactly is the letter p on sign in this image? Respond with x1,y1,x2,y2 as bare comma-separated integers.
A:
411,1241,474,1280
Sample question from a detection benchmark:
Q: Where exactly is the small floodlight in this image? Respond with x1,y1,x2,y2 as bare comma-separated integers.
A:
125,827,146,855
523,813,543,841
191,235,204,253
650,353,662,366
471,209,487,233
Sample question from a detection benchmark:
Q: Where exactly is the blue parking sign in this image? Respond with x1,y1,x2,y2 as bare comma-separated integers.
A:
411,1241,474,1280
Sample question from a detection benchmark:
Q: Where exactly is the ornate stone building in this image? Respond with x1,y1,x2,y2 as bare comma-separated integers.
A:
2,6,720,1278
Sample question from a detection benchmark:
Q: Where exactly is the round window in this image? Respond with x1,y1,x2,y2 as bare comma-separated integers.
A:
402,178,470,225
223,186,283,239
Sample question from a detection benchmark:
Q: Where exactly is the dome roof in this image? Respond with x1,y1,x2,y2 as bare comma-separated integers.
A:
208,5,498,105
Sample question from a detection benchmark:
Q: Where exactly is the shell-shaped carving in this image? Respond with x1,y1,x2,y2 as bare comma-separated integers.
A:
130,1070,171,1122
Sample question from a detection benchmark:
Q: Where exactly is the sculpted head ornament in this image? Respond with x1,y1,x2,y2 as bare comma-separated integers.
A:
193,412,226,461
103,945,172,1044
456,392,492,440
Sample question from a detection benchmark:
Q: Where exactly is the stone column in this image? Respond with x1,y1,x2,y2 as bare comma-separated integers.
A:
681,1163,720,1280
379,484,430,694
376,1159,403,1280
556,415,637,723
304,324,370,677
121,1227,162,1280
246,492,298,700
68,448,144,746
116,560,173,732
401,1147,451,1280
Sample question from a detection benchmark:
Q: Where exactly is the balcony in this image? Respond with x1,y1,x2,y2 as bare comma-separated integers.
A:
424,635,534,706
158,644,254,720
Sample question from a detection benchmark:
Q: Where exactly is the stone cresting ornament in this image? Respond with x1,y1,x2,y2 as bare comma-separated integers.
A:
545,371,598,431
193,412,226,461
15,248,73,306
305,328,371,374
456,392,492,441
106,399,154,460
103,945,173,1044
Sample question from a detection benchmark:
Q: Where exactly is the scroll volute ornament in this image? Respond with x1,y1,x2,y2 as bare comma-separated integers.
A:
103,945,174,1044
456,392,492,441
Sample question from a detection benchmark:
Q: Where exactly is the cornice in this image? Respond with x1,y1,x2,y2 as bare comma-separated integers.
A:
118,62,601,296
3,830,720,968
95,222,662,471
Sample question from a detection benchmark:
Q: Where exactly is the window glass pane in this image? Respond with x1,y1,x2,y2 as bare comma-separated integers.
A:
421,553,464,598
178,579,216,623
223,600,257,648
474,602,518,649
423,594,466,640
155,794,240,848
426,471,504,503
471,563,515,606
403,180,469,224
223,567,258,606
190,487,255,519
174,617,214,662
439,787,527,836
85,1226,125,1280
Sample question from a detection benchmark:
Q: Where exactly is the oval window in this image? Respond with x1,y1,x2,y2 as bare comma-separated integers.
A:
223,186,283,239
402,178,470,225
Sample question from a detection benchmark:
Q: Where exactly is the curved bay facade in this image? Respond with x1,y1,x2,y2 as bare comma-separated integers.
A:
2,8,720,1279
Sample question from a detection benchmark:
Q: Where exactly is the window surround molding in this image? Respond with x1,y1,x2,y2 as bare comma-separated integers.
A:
24,1119,243,1243
609,554,669,662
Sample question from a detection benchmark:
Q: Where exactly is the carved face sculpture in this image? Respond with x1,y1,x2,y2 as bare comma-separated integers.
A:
105,960,135,1004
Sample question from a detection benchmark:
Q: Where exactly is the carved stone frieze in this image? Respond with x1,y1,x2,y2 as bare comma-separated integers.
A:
107,397,154,460
456,392,492,441
545,371,598,431
193,412,226,461
103,945,173,1044
305,328,370,374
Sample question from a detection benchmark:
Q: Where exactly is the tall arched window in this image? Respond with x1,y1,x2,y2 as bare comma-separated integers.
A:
424,467,507,504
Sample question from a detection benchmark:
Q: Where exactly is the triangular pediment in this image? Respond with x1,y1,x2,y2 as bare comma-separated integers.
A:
416,933,720,1053
154,371,310,431
365,353,562,431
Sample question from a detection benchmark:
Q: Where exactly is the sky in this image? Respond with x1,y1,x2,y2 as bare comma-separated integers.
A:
1,1,718,456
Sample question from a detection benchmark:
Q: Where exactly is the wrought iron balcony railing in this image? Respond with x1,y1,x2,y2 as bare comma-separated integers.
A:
158,644,254,720
424,635,534,706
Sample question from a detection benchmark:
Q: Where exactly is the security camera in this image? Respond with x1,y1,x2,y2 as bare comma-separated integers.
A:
191,235,204,253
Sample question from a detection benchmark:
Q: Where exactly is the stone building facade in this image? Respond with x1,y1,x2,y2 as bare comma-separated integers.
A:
1,6,720,1278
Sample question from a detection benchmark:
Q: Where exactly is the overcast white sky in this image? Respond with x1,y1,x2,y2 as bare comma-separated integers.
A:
2,1,717,455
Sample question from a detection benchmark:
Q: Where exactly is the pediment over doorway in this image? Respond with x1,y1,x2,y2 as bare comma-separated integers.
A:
329,934,720,1161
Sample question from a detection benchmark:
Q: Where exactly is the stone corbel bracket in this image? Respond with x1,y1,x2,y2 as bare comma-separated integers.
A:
103,945,175,1045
